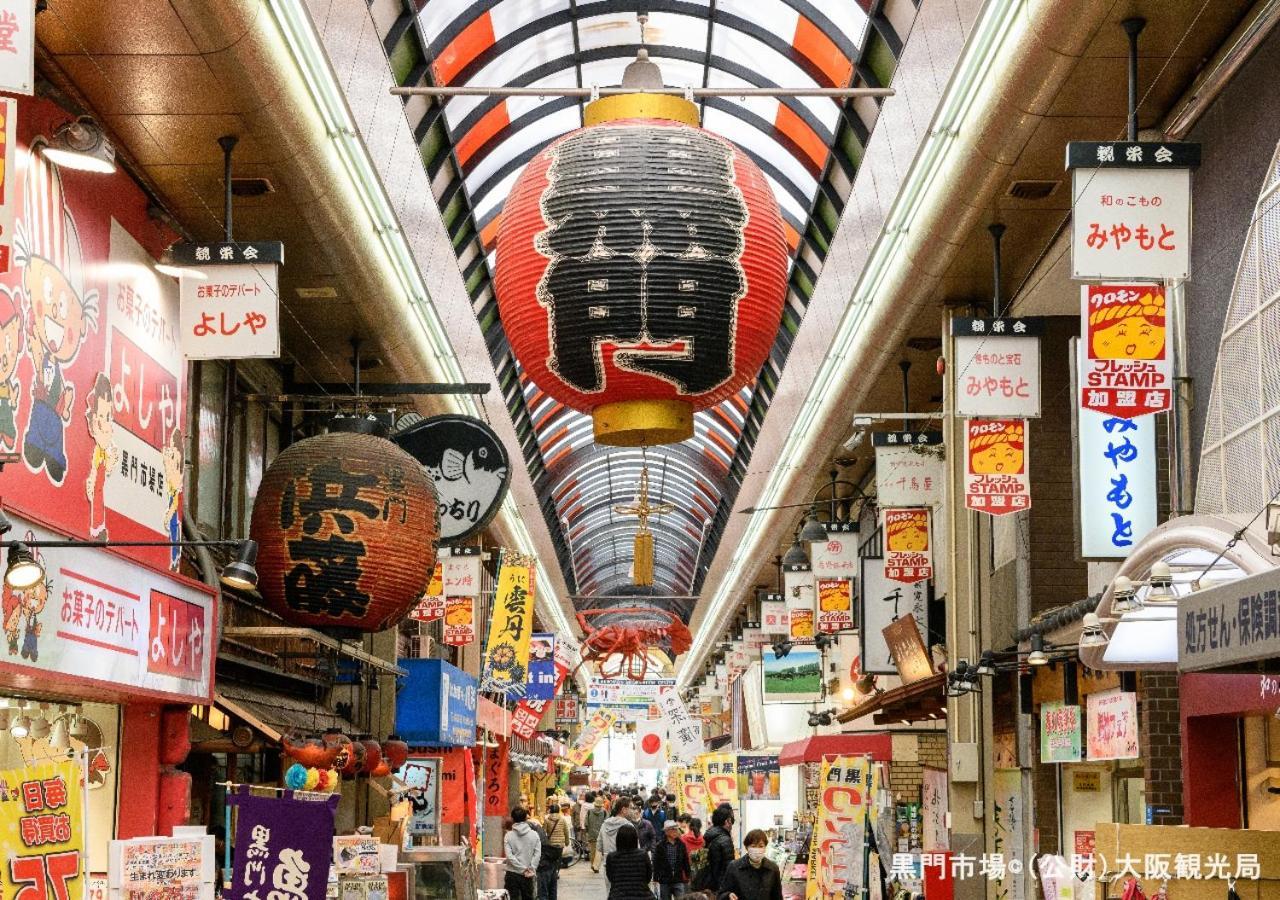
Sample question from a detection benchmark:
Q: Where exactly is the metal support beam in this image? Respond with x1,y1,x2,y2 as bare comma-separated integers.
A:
222,626,408,676
279,382,491,396
391,85,894,99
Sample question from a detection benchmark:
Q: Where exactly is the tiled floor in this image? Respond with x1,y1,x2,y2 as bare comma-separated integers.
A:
556,860,611,899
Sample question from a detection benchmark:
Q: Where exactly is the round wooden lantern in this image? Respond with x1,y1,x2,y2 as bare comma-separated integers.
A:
250,420,439,632
494,93,788,446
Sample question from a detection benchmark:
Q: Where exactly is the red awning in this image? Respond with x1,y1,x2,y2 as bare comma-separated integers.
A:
777,732,893,767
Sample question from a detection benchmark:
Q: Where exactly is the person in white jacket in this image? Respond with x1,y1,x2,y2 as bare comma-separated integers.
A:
504,807,541,900
597,797,634,886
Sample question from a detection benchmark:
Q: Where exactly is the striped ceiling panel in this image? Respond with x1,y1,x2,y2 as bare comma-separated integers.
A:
377,0,918,618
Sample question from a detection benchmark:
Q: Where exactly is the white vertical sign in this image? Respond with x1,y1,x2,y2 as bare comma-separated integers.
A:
0,1,35,95
658,687,703,765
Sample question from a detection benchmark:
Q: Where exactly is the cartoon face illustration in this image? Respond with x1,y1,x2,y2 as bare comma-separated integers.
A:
162,430,184,493
26,256,95,365
889,524,929,553
1090,292,1166,360
85,373,113,449
969,423,1025,475
0,294,20,383
445,602,472,627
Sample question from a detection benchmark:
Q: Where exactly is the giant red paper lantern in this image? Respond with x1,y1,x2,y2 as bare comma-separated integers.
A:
250,419,439,632
494,94,788,445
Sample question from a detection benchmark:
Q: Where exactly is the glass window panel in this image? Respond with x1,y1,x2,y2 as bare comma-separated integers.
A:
490,0,568,38
463,106,579,194
196,361,226,537
417,0,480,44
506,71,582,121
703,107,817,204
705,53,840,133
575,12,706,54
717,0,798,40
443,25,577,127
807,0,871,49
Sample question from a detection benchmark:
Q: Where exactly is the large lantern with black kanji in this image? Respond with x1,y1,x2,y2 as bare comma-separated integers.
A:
250,419,439,632
494,92,788,446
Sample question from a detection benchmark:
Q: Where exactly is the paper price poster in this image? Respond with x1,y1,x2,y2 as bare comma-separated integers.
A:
737,755,781,800
442,596,475,645
816,579,854,633
882,507,932,584
805,756,874,900
0,759,84,900
117,836,209,900
1081,284,1171,418
1086,688,1139,760
481,551,536,695
1040,701,1083,763
964,419,1031,515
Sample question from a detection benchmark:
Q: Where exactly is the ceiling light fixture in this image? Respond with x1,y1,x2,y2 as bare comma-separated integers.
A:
781,539,810,570
1110,575,1139,614
43,117,117,174
221,540,260,590
10,715,30,739
799,515,828,545
771,640,793,660
1079,612,1109,648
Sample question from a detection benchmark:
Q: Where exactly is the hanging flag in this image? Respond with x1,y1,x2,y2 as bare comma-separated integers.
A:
698,752,739,825
806,756,875,900
567,709,616,767
657,687,702,765
437,747,472,825
512,638,577,739
227,786,339,900
883,507,933,584
816,578,854,633
0,760,84,900
481,551,536,696
442,596,475,645
679,767,708,822
1080,283,1172,418
963,419,1031,515
634,720,668,769
482,739,510,818
409,563,445,621
527,633,556,701
785,570,815,641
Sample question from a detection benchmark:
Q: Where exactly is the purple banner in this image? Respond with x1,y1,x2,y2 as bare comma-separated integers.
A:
527,632,556,701
228,788,338,900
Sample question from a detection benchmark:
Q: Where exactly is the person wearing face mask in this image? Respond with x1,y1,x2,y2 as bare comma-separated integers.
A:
717,830,782,900
628,803,658,854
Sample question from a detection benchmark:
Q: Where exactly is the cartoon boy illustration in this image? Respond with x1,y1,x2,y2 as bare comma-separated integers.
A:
162,428,184,570
85,373,117,538
968,421,1025,475
0,287,22,450
2,581,20,655
1089,289,1166,361
887,515,930,553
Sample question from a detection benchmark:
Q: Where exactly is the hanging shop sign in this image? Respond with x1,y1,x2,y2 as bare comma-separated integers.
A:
737,755,781,800
657,686,703,765
964,419,1031,515
635,720,668,769
1076,340,1157,558
586,677,675,712
785,569,816,640
493,103,788,447
1178,567,1280,671
251,424,439,631
806,755,874,900
952,316,1044,419
817,579,854,633
873,431,945,507
436,747,475,826
760,594,788,635
393,415,511,542
761,644,822,703
555,695,578,723
409,564,445,622
1,107,192,575
512,637,577,739
1066,141,1200,281
442,596,475,646
921,767,948,852
174,241,282,359
861,556,930,676
882,507,933,584
812,532,860,580
882,612,934,684
399,757,442,839
482,739,509,818
111,834,213,900
678,767,708,822
527,633,556,701
1040,701,1083,763
699,752,739,821
0,759,84,900
1080,284,1172,417
442,547,482,596
1085,688,1139,760
226,786,338,900
0,512,215,702
567,709,616,767
394,659,478,747
0,98,16,271
481,551,536,696
991,769,1026,900
0,0,34,94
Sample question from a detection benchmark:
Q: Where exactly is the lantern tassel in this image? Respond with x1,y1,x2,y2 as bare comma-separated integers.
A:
633,531,654,587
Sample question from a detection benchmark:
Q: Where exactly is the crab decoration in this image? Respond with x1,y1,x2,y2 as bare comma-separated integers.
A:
570,608,692,682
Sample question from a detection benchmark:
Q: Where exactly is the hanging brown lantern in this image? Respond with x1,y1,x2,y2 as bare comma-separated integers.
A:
382,736,409,773
251,418,440,633
360,740,383,776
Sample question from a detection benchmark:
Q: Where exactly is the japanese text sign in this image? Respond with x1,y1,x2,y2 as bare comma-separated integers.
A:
442,596,475,646
861,557,929,676
874,431,945,507
512,637,576,739
883,507,933,584
964,419,1031,515
1040,701,1083,763
658,686,703,765
0,0,34,94
555,695,578,723
952,317,1043,418
481,551,536,696
226,786,338,900
482,739,509,818
1178,566,1280,671
1085,688,1139,760
442,551,482,598
811,533,860,580
526,633,556,702
1077,385,1156,559
1081,283,1171,417
785,569,816,640
409,564,445,622
567,710,616,767
1070,156,1193,280
678,767,708,822
882,612,934,684
760,594,788,635
0,760,84,900
805,756,874,900
112,835,213,900
400,757,442,839
816,579,854,633
178,243,282,359
698,753,739,823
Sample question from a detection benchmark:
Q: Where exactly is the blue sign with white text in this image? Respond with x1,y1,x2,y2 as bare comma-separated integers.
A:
395,658,478,747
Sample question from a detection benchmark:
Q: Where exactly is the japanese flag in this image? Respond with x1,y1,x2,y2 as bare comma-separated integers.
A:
634,720,669,770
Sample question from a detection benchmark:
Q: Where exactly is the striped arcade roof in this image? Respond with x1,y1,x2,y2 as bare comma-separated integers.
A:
376,0,920,619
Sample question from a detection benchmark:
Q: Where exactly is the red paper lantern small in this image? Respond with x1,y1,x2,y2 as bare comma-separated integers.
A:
360,740,382,775
382,736,409,773
251,420,439,632
494,95,787,446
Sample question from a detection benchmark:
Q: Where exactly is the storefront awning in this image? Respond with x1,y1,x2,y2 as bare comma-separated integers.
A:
777,733,893,767
216,682,354,743
835,673,947,727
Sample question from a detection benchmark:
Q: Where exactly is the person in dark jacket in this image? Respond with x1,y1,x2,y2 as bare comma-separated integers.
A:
605,824,652,900
628,804,658,854
699,806,736,891
652,820,692,899
718,829,782,900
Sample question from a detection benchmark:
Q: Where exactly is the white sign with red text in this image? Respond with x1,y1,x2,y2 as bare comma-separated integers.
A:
874,431,945,507
179,262,280,359
442,553,482,597
812,534,859,579
0,0,34,95
963,419,1031,516
1071,168,1191,281
1080,284,1171,418
952,318,1043,418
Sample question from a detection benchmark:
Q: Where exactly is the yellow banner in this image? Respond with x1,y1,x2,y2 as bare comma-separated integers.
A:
568,710,616,767
806,756,874,900
676,766,708,822
0,759,85,900
698,752,739,822
482,551,537,695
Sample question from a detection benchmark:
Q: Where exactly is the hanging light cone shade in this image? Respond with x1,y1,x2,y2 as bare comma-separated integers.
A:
799,516,829,544
633,531,655,587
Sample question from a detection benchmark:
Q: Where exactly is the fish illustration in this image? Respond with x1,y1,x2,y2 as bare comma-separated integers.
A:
437,445,507,484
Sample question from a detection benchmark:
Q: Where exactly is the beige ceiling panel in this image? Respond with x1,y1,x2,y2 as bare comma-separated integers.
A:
38,0,199,55
54,55,239,116
112,114,270,166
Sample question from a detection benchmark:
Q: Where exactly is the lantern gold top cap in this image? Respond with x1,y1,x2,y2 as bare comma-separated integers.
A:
584,93,700,127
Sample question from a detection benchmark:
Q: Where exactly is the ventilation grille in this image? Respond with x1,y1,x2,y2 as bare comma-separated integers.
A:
229,176,274,197
1006,179,1059,200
